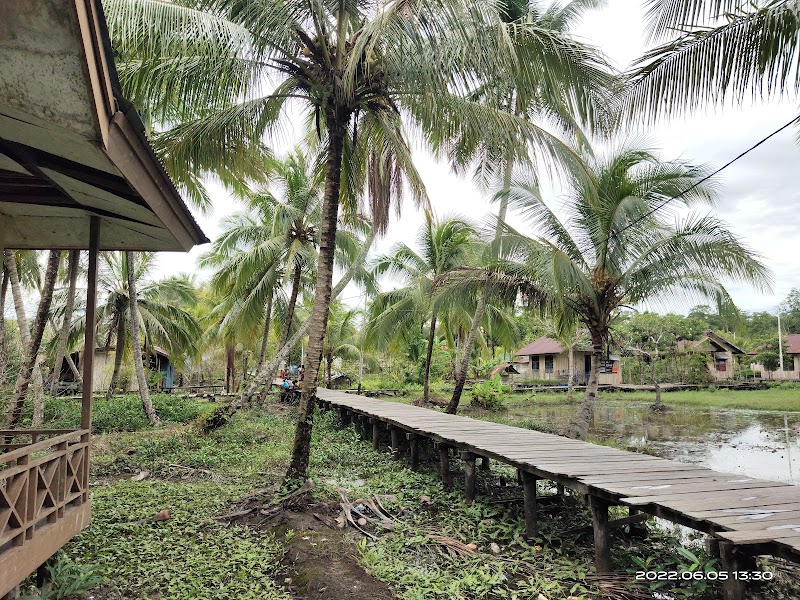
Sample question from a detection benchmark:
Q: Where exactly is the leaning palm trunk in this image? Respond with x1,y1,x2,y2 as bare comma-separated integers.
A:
5,251,61,427
420,313,438,405
286,121,346,482
51,249,81,391
277,263,302,353
126,252,157,425
651,356,662,407
447,151,513,413
257,292,274,369
567,337,602,440
446,295,486,414
107,312,125,398
239,227,375,407
4,251,46,421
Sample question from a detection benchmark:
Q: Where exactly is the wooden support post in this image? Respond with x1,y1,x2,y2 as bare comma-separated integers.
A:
589,495,612,573
461,451,476,506
390,427,400,459
719,541,754,600
439,445,452,490
480,456,490,471
628,506,647,537
557,483,564,497
359,415,369,440
80,217,100,503
407,433,419,471
516,468,523,485
339,407,348,424
371,419,380,451
521,471,538,540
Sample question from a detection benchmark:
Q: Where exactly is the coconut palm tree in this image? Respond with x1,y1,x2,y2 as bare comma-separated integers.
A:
4,251,61,427
322,301,360,388
446,0,617,412
50,250,82,391
107,0,606,481
629,0,800,119
367,218,476,404
91,252,201,399
491,146,772,438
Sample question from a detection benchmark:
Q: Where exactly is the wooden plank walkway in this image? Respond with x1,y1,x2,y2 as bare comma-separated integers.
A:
316,389,800,596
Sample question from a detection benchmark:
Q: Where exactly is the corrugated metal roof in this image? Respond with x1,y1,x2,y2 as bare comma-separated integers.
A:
514,336,564,356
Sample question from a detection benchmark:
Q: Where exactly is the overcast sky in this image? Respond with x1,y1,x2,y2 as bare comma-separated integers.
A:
154,0,800,314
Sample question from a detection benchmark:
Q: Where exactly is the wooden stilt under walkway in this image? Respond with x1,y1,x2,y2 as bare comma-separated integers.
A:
317,389,800,597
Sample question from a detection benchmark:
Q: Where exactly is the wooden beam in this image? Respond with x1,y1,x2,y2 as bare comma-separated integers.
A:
80,217,99,502
719,541,753,600
371,419,380,451
522,471,539,540
390,427,400,460
589,495,612,573
439,445,452,490
462,451,476,506
408,434,419,471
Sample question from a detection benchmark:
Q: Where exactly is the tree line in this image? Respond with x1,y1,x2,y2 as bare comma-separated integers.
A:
2,0,798,482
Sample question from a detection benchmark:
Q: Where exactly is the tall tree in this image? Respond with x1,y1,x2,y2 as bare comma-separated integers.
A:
491,146,772,438
125,252,158,424
109,0,595,482
79,252,201,398
322,300,360,388
50,250,82,391
4,251,61,427
367,218,476,404
445,0,616,413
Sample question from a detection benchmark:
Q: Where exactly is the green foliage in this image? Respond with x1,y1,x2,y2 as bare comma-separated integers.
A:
68,482,290,600
756,351,781,373
14,394,209,433
20,552,105,600
470,375,509,410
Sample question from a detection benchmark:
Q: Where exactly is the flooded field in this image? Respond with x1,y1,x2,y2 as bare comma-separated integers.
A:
481,397,800,484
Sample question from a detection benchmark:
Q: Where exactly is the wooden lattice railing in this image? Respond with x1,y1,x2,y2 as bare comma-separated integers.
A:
0,429,90,551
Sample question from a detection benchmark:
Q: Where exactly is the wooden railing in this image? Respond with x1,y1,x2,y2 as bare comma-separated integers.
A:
0,429,89,564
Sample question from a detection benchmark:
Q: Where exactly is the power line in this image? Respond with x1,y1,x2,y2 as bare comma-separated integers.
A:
611,114,800,240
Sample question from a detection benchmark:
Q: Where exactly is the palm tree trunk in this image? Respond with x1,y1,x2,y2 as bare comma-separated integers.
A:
126,252,157,425
225,343,235,393
326,354,332,388
51,250,81,390
286,117,346,482
446,149,513,414
5,251,61,427
446,297,485,414
567,345,575,401
107,312,125,398
277,263,303,352
257,292,274,369
4,251,46,419
568,334,602,440
421,312,438,405
0,267,8,385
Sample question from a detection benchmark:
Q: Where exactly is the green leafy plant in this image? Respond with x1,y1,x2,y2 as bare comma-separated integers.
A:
470,375,509,410
20,552,105,600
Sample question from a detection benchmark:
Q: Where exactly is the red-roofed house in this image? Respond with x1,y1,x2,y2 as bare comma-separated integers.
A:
512,336,622,385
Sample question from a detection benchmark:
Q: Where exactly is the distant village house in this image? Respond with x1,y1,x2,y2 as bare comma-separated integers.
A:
750,333,800,381
58,346,175,392
508,336,622,385
677,329,746,381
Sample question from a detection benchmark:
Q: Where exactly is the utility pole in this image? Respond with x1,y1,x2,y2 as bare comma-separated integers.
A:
778,311,784,376
358,293,365,394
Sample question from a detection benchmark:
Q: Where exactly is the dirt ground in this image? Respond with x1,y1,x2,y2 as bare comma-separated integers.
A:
265,507,396,600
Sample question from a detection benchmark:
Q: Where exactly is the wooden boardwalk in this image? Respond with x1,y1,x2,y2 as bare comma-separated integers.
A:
316,389,800,597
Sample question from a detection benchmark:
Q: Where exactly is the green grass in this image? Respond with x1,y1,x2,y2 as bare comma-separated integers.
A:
38,395,799,599
13,393,213,432
597,386,800,412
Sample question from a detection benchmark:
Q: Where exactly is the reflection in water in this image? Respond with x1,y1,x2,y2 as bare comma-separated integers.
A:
501,401,800,485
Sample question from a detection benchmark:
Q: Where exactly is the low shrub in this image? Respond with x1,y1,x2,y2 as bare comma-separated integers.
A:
470,375,509,410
